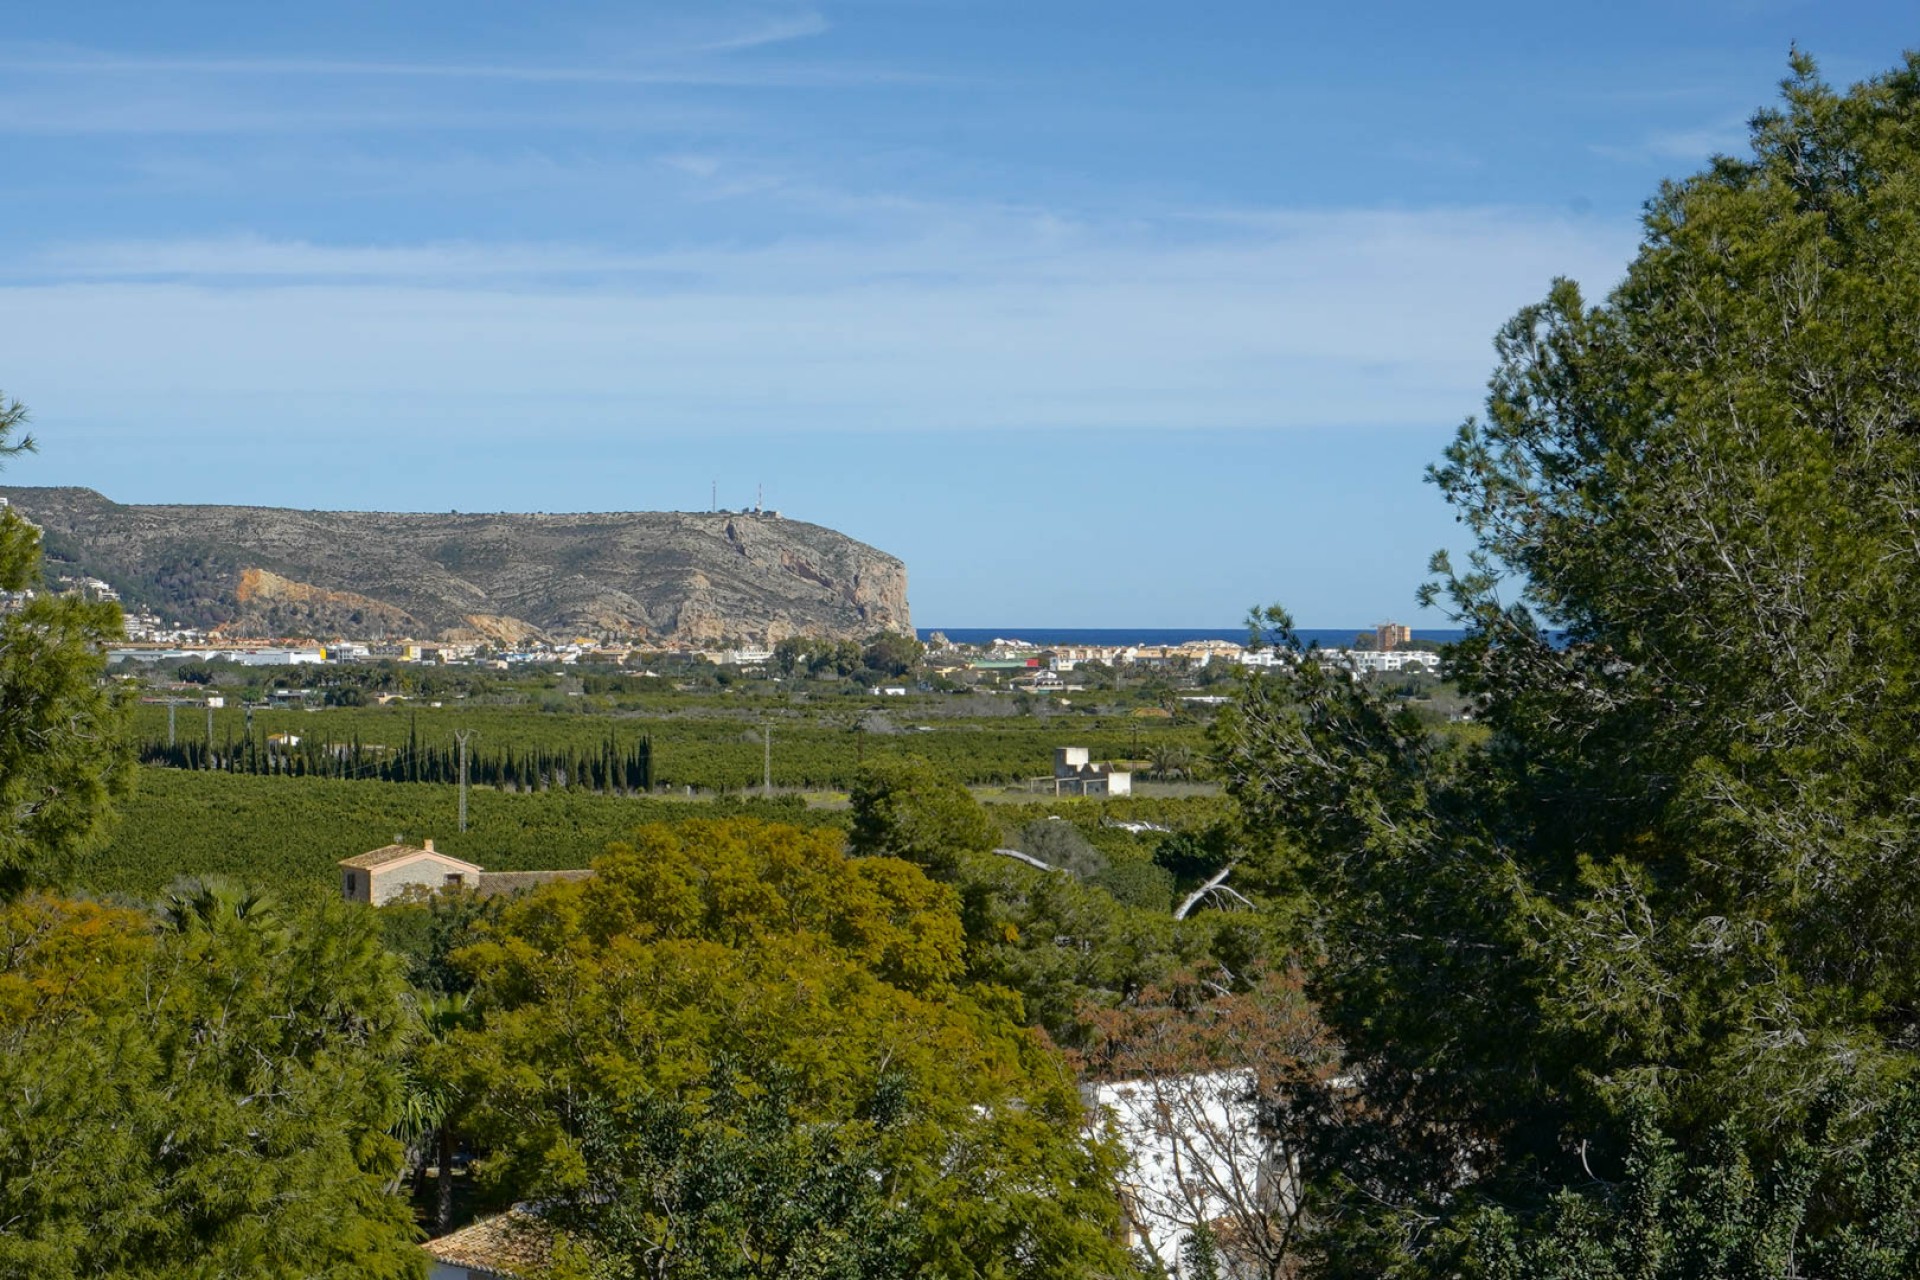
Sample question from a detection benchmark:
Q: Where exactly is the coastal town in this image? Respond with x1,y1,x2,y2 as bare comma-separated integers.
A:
87,604,1443,681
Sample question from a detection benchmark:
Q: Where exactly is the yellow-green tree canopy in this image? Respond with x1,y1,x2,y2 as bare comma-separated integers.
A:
456,819,1132,1280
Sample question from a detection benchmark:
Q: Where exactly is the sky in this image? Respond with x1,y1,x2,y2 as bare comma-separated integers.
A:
1,3,1916,627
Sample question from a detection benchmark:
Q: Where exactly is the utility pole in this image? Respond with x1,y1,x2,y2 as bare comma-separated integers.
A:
158,695,205,749
455,729,473,833
763,722,772,798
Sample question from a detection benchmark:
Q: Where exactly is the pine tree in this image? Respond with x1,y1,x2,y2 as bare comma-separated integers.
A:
0,393,133,894
1215,52,1920,1278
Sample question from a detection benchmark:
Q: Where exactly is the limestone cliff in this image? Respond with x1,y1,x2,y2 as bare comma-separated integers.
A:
5,486,911,645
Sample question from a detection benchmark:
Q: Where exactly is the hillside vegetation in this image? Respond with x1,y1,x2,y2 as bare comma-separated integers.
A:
7,485,910,643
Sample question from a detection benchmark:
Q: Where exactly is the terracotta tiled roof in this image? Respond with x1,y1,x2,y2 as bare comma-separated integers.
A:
337,844,483,872
422,1209,556,1277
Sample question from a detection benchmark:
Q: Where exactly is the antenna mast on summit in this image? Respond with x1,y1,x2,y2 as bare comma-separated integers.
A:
711,480,716,513
756,483,763,514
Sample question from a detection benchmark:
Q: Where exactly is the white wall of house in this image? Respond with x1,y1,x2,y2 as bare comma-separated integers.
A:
1090,1070,1281,1277
427,1264,513,1280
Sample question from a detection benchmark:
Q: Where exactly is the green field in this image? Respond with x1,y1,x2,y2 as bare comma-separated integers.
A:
72,766,1232,900
71,768,840,898
102,684,1226,900
131,697,1209,791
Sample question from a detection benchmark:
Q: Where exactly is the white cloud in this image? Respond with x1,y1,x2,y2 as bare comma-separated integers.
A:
691,10,832,53
0,54,908,91
0,16,921,137
1590,116,1752,164
661,154,725,180
2,207,1637,436
0,93,735,136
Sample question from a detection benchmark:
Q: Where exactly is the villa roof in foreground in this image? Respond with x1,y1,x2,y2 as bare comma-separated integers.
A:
422,1208,556,1278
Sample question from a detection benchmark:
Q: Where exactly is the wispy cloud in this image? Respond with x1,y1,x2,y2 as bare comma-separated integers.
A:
3,53,914,89
3,206,1637,435
0,93,731,136
691,10,831,53
0,10,916,108
27,237,671,281
1590,116,1753,164
0,37,928,136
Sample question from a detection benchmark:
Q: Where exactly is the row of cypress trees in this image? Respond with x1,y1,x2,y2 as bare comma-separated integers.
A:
139,720,654,794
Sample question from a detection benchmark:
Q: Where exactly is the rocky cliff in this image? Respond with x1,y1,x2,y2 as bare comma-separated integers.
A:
2,487,911,645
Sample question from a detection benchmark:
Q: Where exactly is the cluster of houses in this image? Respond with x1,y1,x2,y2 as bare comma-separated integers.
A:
0,571,136,619
107,634,782,670
952,635,1442,681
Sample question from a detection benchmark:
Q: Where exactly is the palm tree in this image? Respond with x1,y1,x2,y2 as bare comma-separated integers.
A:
1148,743,1195,782
159,878,281,933
395,990,476,1235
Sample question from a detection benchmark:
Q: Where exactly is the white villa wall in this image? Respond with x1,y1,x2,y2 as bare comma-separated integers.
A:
1089,1070,1284,1277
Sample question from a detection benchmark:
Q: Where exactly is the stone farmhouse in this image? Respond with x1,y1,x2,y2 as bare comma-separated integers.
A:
338,839,591,905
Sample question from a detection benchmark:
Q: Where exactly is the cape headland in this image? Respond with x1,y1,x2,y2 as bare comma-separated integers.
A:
0,486,910,646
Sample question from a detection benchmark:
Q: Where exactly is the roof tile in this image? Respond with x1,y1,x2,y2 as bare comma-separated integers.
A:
423,1209,556,1277
337,844,482,872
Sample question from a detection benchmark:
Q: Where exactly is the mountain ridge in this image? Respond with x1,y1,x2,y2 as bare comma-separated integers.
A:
1,485,911,645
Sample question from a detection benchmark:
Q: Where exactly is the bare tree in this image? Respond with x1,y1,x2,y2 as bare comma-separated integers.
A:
1077,971,1342,1279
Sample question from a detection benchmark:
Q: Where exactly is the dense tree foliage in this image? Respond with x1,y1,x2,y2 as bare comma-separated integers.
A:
770,632,925,683
847,755,997,880
453,820,1134,1278
0,394,132,893
0,887,423,1276
1215,54,1920,1276
960,857,1188,1044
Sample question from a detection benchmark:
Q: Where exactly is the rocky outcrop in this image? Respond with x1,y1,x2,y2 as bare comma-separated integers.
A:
7,486,911,644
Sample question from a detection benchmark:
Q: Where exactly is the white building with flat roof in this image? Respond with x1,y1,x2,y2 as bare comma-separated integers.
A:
1051,746,1131,796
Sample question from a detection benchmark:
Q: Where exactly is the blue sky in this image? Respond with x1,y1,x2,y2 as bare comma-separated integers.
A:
2,2,1914,627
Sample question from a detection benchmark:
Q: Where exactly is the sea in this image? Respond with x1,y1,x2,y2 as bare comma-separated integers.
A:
919,627,1468,649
